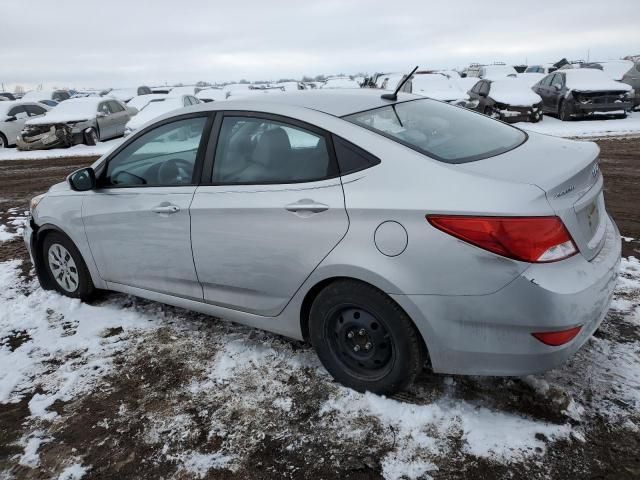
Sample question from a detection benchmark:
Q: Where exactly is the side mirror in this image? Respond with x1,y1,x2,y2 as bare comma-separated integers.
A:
68,167,96,191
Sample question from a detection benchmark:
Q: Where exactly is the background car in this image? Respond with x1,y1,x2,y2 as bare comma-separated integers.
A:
466,78,543,123
596,59,640,110
321,77,361,89
533,69,633,120
124,94,199,135
127,93,169,113
0,92,16,101
17,97,131,150
39,99,59,108
400,73,469,105
22,89,71,103
104,86,152,103
524,64,558,75
0,101,49,148
478,64,518,79
195,87,227,103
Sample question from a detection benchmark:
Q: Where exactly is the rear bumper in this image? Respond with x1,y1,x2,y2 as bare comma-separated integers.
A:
393,215,621,376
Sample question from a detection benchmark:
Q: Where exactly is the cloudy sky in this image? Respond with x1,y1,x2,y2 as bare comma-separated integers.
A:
1,0,638,90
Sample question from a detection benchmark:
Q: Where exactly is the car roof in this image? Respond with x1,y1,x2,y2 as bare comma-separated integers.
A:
191,89,420,117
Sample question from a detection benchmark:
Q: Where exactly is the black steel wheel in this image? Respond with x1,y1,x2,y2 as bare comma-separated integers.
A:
309,279,426,394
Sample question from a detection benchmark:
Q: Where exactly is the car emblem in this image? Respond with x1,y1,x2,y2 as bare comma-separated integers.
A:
555,185,575,198
591,164,600,178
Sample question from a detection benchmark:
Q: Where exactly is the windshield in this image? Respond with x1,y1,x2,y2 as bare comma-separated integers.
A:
343,99,526,164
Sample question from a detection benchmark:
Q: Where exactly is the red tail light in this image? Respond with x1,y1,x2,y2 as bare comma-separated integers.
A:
532,326,582,346
426,215,577,263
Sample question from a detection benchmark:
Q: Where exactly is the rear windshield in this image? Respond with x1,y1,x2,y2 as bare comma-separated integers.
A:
343,98,526,164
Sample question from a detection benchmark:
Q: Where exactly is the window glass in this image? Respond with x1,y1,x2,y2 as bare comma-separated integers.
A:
333,135,380,175
98,102,111,115
104,116,207,187
540,74,553,86
109,101,125,113
470,81,481,94
212,116,335,184
25,105,47,116
8,106,27,119
479,82,490,95
551,73,564,88
344,99,526,164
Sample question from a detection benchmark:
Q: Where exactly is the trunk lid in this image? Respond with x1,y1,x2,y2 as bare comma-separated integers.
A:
457,131,606,260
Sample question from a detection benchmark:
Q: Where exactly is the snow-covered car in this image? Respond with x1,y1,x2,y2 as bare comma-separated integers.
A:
39,100,58,108
22,89,71,103
597,60,640,109
479,65,518,79
127,94,168,113
532,69,633,120
195,88,227,103
104,86,153,103
466,78,543,123
0,92,16,101
400,73,468,105
524,64,558,75
276,81,307,92
376,73,404,90
167,86,199,96
124,95,199,135
0,101,49,148
321,77,361,89
17,97,131,150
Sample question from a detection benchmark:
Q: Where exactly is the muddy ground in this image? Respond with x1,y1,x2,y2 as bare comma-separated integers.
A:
0,137,639,479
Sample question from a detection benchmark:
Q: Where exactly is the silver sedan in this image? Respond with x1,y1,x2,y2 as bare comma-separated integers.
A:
24,90,621,394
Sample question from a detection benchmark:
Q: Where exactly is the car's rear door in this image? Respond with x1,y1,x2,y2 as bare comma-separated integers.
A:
190,112,349,316
83,114,212,299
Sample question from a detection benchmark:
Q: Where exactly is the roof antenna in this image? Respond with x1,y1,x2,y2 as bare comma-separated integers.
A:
381,65,418,101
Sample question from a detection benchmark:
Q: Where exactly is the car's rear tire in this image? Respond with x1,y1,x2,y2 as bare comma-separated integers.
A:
84,128,98,146
309,279,425,395
0,132,7,148
559,100,573,121
42,232,94,300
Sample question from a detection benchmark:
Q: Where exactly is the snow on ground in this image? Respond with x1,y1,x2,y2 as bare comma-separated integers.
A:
0,138,121,162
1,237,639,478
521,111,640,138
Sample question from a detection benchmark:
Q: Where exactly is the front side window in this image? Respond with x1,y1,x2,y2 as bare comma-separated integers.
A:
212,116,335,184
344,99,526,164
25,105,47,116
109,101,125,113
551,74,564,89
103,116,207,187
8,106,28,119
98,102,111,116
479,81,490,96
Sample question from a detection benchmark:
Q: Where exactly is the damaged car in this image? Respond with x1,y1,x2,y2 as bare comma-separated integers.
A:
533,69,633,120
17,97,131,150
466,78,543,123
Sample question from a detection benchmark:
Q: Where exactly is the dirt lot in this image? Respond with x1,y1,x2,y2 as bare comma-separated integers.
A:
0,138,639,479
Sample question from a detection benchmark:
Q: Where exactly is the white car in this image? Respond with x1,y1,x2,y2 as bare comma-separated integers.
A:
401,74,469,105
124,95,200,135
0,101,49,148
195,88,227,103
524,64,557,75
22,89,71,103
105,87,153,103
322,77,361,89
276,82,307,92
479,65,518,79
127,94,168,113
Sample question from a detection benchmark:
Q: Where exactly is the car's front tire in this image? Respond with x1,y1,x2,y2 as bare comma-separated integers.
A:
0,132,7,148
309,279,426,395
84,128,98,146
42,232,94,300
559,100,573,121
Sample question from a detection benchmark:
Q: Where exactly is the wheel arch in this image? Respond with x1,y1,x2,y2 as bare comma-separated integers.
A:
298,275,430,360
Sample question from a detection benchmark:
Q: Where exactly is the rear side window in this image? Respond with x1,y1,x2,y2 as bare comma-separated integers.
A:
212,116,337,184
332,135,380,175
344,98,526,164
25,105,47,116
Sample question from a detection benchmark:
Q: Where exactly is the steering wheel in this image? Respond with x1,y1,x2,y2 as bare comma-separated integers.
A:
157,158,193,185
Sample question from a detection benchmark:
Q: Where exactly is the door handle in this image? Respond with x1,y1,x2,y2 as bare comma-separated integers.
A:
152,204,180,214
285,200,329,214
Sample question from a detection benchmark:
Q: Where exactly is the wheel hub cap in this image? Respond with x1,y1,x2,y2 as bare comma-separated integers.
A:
329,307,392,375
48,243,79,292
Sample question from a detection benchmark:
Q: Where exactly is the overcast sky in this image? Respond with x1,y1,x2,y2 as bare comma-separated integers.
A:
1,0,638,90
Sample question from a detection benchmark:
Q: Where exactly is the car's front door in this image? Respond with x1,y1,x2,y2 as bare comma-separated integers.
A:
107,100,129,137
549,73,565,113
96,101,117,140
533,74,552,111
6,106,30,144
190,113,349,316
83,114,211,299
